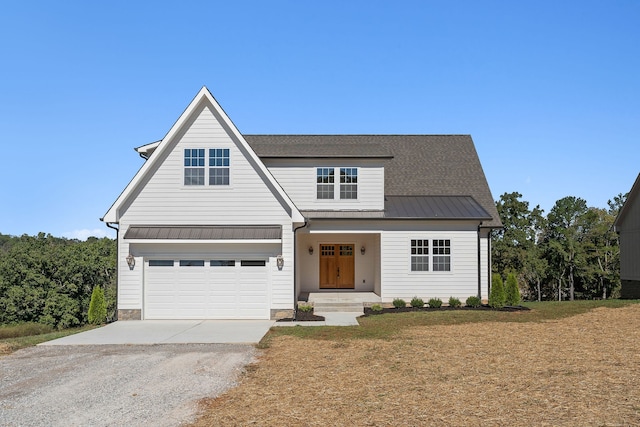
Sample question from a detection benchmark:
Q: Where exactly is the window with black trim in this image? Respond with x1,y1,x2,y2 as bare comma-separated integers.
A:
410,239,429,271
340,167,358,199
184,149,205,185
316,168,334,199
432,239,451,271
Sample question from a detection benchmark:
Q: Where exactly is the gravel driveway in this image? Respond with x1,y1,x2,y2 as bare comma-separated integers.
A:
0,344,258,426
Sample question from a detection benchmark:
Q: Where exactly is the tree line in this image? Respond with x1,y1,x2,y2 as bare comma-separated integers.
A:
492,192,625,301
0,233,116,328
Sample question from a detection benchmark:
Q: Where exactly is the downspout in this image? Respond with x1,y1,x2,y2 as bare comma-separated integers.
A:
104,220,119,321
292,220,308,321
487,231,492,301
477,223,482,299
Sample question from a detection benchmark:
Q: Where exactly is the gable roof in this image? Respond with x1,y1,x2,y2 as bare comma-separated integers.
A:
246,135,502,227
613,172,640,231
102,87,304,224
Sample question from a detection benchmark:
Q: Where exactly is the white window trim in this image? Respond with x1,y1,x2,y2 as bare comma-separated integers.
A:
182,146,232,188
315,166,358,201
408,237,453,274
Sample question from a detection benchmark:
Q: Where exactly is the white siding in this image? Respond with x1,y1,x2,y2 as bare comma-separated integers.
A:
619,193,640,281
380,222,481,302
264,158,384,210
116,104,295,314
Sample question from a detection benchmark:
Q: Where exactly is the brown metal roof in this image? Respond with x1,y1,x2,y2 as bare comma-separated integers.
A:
301,210,385,219
123,225,282,240
245,135,502,227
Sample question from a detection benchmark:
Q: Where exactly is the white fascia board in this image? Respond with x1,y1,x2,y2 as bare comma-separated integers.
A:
102,86,303,224
135,140,161,157
125,239,282,244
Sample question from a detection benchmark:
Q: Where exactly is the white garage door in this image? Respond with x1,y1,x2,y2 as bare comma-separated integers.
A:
144,258,269,319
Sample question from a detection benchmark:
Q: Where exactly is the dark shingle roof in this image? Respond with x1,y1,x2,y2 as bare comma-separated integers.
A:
245,135,502,227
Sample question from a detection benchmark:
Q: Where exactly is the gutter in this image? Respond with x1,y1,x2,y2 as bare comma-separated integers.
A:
103,220,119,321
292,219,308,321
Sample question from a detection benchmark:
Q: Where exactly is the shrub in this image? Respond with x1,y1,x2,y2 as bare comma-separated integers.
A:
489,273,506,309
297,303,313,313
505,272,521,306
392,298,407,308
88,286,107,325
448,297,462,308
410,297,424,308
428,297,442,308
370,303,383,313
465,296,482,308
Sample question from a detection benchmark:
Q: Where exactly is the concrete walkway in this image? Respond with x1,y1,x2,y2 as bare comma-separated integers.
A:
40,319,275,345
273,312,363,327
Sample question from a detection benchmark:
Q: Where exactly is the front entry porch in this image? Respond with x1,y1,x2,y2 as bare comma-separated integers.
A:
298,292,381,313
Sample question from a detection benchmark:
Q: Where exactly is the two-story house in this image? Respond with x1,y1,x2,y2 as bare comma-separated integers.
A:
102,87,501,320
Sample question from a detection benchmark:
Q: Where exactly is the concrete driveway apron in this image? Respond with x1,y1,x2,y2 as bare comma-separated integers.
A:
40,319,275,345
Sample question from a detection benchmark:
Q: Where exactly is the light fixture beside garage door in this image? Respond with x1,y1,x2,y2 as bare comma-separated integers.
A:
126,253,135,270
276,255,284,270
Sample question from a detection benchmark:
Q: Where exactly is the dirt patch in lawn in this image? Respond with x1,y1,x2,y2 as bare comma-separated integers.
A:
192,305,640,426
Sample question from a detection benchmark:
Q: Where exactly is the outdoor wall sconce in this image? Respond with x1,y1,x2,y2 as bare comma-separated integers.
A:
126,253,135,269
361,246,366,255
308,246,314,255
276,255,284,270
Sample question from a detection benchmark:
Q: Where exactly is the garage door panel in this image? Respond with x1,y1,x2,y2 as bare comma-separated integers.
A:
144,256,269,319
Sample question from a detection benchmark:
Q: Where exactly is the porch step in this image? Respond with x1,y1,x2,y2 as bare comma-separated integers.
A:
312,302,364,313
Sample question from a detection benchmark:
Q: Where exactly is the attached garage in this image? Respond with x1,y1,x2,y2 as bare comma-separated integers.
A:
144,258,270,319
124,225,282,320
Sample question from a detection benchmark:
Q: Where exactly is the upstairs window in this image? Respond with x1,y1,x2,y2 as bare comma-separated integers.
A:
184,149,205,185
316,168,334,199
340,168,358,199
209,149,230,185
410,239,429,271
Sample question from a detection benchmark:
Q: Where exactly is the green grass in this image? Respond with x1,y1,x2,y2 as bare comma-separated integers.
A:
0,324,98,355
259,299,640,347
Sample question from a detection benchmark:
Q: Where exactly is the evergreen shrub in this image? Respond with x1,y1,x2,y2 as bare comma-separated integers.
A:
489,273,506,308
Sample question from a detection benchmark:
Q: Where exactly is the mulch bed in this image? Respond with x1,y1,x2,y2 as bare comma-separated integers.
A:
363,305,530,315
275,311,325,322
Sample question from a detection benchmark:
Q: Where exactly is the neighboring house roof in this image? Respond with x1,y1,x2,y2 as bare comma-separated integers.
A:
613,172,640,231
246,135,502,227
123,225,282,240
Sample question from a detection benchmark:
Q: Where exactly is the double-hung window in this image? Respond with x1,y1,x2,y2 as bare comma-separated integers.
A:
184,148,230,186
184,149,205,185
316,167,358,199
432,239,451,271
209,149,230,185
340,168,358,199
410,239,451,272
316,168,334,199
410,239,429,271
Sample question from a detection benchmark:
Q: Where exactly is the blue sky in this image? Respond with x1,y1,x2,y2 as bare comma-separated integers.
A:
1,1,638,239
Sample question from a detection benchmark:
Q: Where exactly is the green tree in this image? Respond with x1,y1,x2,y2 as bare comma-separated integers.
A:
489,273,506,308
88,286,107,325
505,272,521,306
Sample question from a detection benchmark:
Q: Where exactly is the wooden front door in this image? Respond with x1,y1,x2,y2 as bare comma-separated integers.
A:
319,244,355,289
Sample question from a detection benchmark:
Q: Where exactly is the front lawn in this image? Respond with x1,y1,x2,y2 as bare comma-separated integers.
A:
0,324,97,355
194,300,640,426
